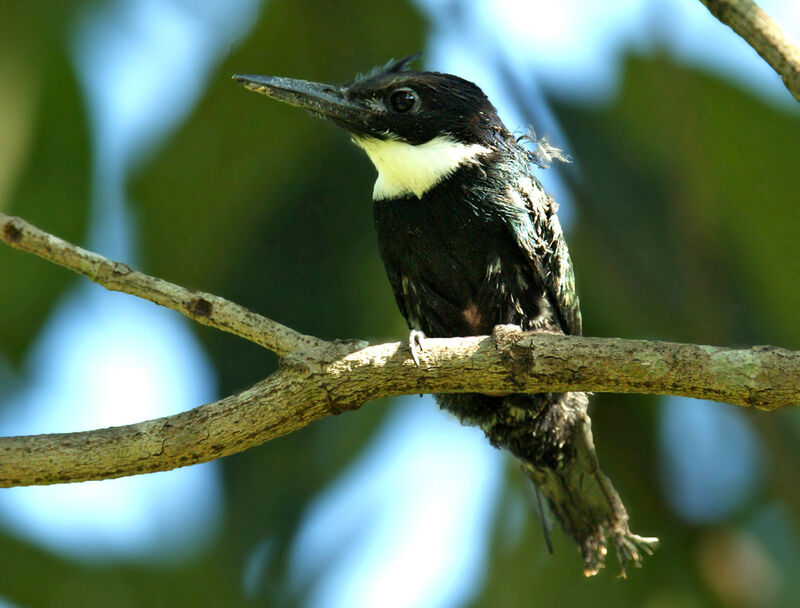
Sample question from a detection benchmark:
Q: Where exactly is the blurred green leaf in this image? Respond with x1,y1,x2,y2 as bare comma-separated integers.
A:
560,54,800,348
0,529,246,608
0,4,92,365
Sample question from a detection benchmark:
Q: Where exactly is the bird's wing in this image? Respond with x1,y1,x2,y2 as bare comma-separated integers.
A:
511,175,583,336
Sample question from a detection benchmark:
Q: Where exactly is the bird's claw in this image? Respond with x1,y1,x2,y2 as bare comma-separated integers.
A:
409,329,426,366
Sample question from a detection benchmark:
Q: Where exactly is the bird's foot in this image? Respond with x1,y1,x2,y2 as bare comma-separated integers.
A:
491,323,524,350
611,531,659,578
492,323,523,337
581,526,659,578
409,329,426,366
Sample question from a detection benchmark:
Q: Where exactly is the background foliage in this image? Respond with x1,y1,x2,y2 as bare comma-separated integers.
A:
1,1,799,606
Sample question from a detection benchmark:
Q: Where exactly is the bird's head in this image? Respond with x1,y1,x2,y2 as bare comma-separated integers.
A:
234,54,508,200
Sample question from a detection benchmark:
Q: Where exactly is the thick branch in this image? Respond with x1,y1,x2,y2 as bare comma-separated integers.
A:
1,331,798,487
699,0,800,102
0,213,326,356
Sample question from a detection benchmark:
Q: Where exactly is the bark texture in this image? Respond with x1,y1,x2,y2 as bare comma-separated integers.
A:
699,0,800,102
1,215,798,495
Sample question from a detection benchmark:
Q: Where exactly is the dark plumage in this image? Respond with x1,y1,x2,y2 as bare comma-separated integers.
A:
235,55,656,575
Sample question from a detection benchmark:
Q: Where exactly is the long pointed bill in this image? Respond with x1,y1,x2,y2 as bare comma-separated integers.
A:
233,74,371,131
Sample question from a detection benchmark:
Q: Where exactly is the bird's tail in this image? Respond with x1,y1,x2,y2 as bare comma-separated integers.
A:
514,392,659,576
436,390,657,575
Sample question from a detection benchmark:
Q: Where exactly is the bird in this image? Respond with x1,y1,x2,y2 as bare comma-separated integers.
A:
234,54,657,576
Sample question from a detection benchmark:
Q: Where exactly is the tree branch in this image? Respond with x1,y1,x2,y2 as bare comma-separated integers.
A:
699,0,800,102
0,331,798,488
0,213,327,356
0,213,798,488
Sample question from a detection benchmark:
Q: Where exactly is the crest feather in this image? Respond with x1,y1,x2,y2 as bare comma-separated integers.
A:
355,52,422,82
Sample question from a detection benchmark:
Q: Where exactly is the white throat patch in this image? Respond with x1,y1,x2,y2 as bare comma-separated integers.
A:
352,135,490,200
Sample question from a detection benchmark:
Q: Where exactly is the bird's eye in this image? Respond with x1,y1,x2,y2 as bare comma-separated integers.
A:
388,88,419,113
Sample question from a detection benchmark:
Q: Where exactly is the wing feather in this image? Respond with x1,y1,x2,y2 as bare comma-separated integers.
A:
510,173,582,336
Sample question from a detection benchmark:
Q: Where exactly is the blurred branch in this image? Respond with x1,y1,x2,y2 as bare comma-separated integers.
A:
699,0,800,102
0,213,327,356
1,213,799,487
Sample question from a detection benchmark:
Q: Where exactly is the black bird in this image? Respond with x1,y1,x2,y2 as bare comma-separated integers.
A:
234,55,657,576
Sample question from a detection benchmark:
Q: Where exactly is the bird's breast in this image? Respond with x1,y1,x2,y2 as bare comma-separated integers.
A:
373,181,542,337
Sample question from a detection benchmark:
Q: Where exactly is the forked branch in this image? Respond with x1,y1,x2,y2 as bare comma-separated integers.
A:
0,212,798,488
